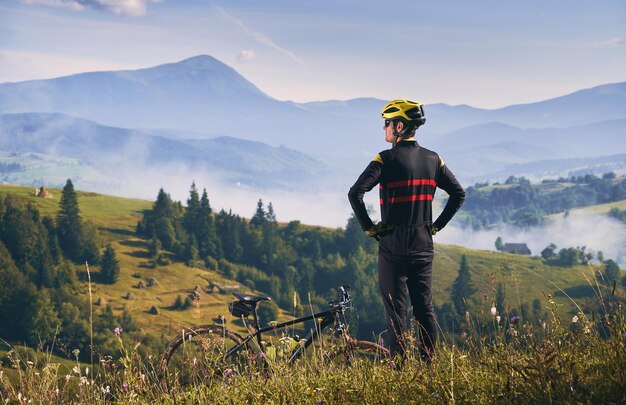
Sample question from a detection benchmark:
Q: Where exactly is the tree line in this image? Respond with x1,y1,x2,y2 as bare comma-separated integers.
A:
462,173,626,228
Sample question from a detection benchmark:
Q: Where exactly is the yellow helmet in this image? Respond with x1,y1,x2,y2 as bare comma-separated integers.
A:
381,99,426,129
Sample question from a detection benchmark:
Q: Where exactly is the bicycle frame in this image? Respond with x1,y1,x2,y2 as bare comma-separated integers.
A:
225,299,349,363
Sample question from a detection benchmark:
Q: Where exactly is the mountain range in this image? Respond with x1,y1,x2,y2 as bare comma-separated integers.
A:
0,55,624,193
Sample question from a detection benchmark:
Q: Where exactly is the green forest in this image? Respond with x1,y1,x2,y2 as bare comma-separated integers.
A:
462,172,626,228
1,179,625,370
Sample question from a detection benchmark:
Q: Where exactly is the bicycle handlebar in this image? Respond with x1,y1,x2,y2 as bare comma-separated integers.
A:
329,285,351,309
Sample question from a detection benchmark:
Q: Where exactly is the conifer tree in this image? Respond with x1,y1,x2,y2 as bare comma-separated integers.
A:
197,189,221,258
25,289,61,347
183,182,200,237
56,179,82,261
250,199,266,228
100,244,120,284
451,254,476,315
148,233,162,261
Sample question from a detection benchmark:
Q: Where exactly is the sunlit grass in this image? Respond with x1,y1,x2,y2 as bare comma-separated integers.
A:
1,306,625,404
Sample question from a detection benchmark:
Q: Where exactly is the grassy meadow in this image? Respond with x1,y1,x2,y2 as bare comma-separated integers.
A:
0,184,625,403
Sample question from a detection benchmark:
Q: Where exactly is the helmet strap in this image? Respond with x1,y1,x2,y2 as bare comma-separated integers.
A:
392,122,406,147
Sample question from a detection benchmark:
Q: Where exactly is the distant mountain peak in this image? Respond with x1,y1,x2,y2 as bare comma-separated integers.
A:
174,55,224,69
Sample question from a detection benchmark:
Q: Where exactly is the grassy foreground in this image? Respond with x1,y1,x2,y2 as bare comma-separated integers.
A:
1,300,625,404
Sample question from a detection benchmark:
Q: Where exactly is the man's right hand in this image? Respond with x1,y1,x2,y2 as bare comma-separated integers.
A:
365,222,394,238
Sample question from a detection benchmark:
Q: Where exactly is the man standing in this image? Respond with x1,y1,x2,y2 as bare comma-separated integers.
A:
348,99,465,361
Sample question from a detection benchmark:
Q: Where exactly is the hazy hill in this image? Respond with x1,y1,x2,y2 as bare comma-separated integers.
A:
0,112,330,190
0,55,624,189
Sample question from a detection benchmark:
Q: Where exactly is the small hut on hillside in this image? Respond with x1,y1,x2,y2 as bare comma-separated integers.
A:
502,243,531,255
35,186,53,198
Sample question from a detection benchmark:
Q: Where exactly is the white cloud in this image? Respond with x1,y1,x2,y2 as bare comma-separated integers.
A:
20,0,161,16
236,50,257,63
591,38,626,48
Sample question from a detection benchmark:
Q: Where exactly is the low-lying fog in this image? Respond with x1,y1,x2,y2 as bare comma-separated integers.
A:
82,163,626,265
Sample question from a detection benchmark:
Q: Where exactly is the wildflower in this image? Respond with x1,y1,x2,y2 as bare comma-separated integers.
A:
496,315,501,324
0,370,3,379
572,315,579,324
258,352,266,359
490,306,497,316
72,366,80,375
123,382,129,389
510,316,521,324
317,400,324,405
65,374,71,381
85,367,89,376
224,368,233,377
622,332,626,339
389,361,396,370
114,327,122,336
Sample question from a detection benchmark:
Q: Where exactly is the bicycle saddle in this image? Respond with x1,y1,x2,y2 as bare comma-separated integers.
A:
232,291,271,303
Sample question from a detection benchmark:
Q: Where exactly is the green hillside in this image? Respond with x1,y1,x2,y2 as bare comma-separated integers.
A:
0,183,614,345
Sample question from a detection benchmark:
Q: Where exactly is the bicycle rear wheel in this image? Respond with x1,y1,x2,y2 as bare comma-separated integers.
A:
158,325,249,389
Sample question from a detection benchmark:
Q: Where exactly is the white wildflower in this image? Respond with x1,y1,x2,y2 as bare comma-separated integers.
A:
496,315,501,324
491,306,497,316
572,315,579,324
85,367,89,376
72,365,80,375
65,374,71,381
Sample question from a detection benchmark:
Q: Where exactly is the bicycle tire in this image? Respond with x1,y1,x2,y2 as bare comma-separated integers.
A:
296,328,389,366
158,325,248,389
327,337,390,365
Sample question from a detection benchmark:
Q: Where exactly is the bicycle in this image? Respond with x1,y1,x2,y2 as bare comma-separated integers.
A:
158,285,389,388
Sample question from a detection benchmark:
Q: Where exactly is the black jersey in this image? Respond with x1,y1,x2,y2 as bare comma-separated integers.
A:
348,140,465,258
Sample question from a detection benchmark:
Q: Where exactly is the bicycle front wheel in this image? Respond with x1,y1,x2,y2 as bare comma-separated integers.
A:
298,329,389,366
158,325,248,389
327,337,389,365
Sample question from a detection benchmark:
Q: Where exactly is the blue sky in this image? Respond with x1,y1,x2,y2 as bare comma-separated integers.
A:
1,0,625,108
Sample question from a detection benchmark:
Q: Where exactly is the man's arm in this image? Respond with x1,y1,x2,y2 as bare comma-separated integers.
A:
348,160,383,232
433,164,466,231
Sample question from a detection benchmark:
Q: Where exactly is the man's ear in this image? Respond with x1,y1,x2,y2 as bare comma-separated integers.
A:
396,121,404,132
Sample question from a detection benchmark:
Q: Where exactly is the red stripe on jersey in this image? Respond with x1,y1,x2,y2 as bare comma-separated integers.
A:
385,179,437,188
380,194,433,205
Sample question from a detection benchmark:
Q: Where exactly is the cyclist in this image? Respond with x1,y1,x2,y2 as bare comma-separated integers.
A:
348,99,466,361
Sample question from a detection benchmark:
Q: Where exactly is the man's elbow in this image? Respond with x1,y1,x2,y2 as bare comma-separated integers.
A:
348,187,361,203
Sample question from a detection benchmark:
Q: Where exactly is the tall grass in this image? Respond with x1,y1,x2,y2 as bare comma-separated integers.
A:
1,267,625,404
